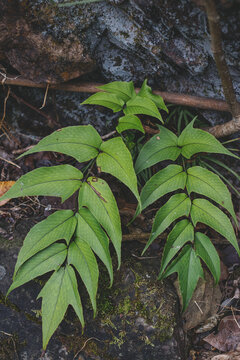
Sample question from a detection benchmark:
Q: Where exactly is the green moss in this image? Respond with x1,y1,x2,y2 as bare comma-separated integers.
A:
101,317,117,330
141,335,155,347
109,330,126,348
117,295,132,315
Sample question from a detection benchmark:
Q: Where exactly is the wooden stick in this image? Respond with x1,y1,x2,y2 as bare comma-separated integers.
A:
203,0,240,137
0,75,233,112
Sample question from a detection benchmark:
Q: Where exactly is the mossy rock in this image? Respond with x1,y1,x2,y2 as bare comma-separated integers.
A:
74,255,185,360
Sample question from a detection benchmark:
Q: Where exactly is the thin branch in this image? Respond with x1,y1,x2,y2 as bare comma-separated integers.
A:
73,337,102,360
2,72,240,137
0,75,234,112
39,83,49,109
101,130,116,139
0,155,21,168
203,0,240,137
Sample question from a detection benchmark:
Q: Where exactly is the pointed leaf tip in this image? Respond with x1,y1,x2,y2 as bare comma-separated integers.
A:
138,79,168,113
39,266,84,349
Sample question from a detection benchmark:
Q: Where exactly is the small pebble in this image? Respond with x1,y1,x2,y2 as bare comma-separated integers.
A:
0,265,6,280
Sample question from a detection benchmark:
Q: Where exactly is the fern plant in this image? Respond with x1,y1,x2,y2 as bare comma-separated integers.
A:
0,80,239,350
135,120,239,310
0,80,167,350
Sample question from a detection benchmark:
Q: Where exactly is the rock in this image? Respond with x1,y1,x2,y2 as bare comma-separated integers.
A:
0,265,6,280
0,1,95,83
0,0,239,102
0,0,239,133
75,253,186,360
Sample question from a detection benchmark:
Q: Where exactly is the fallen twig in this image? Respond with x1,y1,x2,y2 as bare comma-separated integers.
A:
12,145,34,155
0,155,21,168
73,337,102,360
101,130,116,139
40,83,50,109
0,75,233,112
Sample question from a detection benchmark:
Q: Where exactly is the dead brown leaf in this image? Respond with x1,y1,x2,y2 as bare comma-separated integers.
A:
211,352,240,360
175,270,222,331
204,315,240,352
0,181,15,206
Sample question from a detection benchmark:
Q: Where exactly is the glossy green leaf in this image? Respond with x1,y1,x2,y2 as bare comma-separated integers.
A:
75,209,113,285
97,137,140,202
178,120,238,159
124,96,164,123
140,165,186,211
135,127,181,174
38,265,84,349
81,92,125,112
0,165,83,203
142,193,191,254
191,198,239,255
194,232,220,284
162,245,204,312
68,237,99,315
186,166,237,224
138,79,168,112
78,178,121,266
158,220,194,279
116,114,145,134
97,81,135,102
13,210,76,276
8,243,67,295
18,125,102,162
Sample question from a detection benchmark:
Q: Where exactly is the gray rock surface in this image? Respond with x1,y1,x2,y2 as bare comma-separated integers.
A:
0,0,239,100
0,0,239,131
